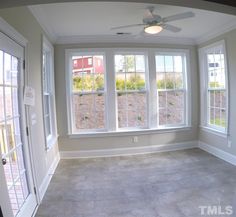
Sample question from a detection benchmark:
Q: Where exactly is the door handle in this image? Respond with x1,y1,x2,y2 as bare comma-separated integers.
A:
2,158,7,165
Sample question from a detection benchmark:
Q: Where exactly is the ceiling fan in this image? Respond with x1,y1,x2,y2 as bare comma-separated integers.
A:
111,6,195,35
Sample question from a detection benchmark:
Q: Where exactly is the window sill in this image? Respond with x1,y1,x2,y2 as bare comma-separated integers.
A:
68,126,192,138
199,126,228,138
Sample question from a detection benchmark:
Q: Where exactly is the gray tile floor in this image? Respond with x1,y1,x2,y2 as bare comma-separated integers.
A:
36,148,236,217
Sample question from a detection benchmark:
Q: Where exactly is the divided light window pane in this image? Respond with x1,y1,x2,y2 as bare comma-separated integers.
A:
42,37,57,149
207,47,226,129
156,54,186,126
115,54,147,128
42,51,52,138
72,55,106,132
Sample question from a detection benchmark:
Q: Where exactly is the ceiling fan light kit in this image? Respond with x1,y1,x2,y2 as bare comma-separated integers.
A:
144,25,163,34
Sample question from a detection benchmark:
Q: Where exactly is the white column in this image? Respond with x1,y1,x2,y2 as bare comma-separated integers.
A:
105,49,117,131
148,50,158,128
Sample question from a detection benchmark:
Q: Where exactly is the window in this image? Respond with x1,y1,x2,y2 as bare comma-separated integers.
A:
42,36,57,149
199,40,228,133
88,57,92,65
66,48,190,135
71,54,106,132
115,54,147,129
156,54,187,126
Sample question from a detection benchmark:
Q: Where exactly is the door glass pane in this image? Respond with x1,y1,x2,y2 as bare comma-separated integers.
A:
6,120,16,151
11,56,18,86
5,87,13,118
0,87,4,121
12,88,19,117
0,50,29,217
4,53,11,85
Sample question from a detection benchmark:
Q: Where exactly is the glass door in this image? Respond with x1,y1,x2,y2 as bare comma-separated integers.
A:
0,32,37,217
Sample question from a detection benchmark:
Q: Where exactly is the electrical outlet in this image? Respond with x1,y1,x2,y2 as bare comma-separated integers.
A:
133,136,138,143
228,140,232,148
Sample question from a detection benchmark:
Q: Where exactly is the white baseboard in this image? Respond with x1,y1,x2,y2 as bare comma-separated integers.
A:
60,140,198,159
198,141,236,166
38,152,60,201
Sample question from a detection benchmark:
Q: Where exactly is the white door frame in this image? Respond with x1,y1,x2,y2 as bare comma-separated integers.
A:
0,163,13,217
0,17,40,215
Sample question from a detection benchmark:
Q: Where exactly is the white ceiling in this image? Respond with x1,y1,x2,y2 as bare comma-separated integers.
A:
29,2,236,45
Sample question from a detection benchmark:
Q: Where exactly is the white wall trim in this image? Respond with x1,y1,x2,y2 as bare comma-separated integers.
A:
38,152,60,201
198,141,236,166
0,17,28,46
68,126,192,138
199,126,228,138
60,140,236,167
56,35,195,45
60,140,198,159
196,19,236,45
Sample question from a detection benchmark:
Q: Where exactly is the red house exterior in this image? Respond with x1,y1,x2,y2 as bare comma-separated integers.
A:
73,56,104,74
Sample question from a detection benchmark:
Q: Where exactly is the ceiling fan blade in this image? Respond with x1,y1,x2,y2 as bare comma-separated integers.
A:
144,6,155,19
134,31,144,39
163,24,181,33
162,11,195,23
111,24,145,30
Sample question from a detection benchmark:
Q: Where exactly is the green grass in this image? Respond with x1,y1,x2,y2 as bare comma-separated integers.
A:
73,75,104,91
73,74,185,91
210,118,226,128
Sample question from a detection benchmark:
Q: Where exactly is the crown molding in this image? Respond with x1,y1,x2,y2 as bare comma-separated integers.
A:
0,17,28,46
28,5,57,43
196,18,236,45
55,35,196,45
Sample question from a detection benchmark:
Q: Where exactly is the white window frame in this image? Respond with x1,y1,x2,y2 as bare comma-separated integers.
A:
114,51,149,130
65,49,108,134
199,40,229,135
66,48,191,137
155,50,190,128
42,35,57,150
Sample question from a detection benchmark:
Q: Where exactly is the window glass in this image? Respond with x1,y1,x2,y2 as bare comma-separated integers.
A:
156,54,186,126
42,37,57,148
67,49,190,134
72,55,106,132
207,47,226,129
115,54,147,128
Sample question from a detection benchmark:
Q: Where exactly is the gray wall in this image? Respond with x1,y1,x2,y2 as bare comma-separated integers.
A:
55,43,199,152
198,29,236,155
0,7,59,189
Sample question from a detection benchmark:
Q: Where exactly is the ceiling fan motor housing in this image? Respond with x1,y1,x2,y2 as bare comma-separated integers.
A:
143,14,162,24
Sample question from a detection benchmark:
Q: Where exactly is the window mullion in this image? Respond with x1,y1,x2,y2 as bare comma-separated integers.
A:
148,50,157,128
106,50,116,131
